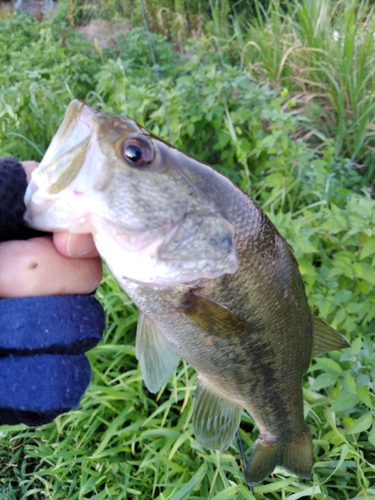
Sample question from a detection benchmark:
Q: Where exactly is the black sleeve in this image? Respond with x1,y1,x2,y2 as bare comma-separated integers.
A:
0,157,45,242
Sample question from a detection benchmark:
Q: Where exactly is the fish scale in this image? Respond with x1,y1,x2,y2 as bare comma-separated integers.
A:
24,99,349,486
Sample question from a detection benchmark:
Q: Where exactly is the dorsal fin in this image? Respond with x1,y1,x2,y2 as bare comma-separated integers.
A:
311,316,349,358
135,312,180,393
193,378,242,451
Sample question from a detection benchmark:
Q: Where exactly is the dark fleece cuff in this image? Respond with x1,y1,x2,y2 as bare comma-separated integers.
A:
0,157,46,241
0,295,105,426
0,157,28,241
0,295,105,355
0,354,92,426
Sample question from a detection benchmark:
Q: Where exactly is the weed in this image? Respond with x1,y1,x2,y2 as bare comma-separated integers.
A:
0,7,374,499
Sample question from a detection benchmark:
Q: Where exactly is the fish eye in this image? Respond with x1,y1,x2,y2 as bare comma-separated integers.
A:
121,136,154,167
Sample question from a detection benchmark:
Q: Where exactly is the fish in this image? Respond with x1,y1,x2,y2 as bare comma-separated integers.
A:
24,99,349,486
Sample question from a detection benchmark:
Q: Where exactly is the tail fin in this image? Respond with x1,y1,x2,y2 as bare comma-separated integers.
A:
245,425,313,486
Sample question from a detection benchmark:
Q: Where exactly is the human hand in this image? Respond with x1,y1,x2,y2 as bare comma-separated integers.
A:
0,157,105,426
0,161,102,298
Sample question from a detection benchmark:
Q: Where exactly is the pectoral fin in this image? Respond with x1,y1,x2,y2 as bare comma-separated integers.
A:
135,313,180,393
311,316,349,358
178,292,249,339
193,378,242,451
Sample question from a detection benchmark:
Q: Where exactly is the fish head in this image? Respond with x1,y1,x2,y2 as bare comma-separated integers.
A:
25,100,239,286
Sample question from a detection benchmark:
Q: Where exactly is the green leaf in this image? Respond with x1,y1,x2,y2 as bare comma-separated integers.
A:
316,357,343,375
287,486,322,499
347,412,373,435
369,424,375,447
210,486,241,500
294,233,318,253
333,308,346,327
186,123,195,138
170,465,207,500
360,238,375,260
356,386,373,409
351,337,362,355
331,391,359,412
310,372,338,391
352,262,375,283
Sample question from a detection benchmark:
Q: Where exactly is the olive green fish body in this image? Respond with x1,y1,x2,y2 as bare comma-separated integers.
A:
119,179,313,466
109,160,315,484
24,100,349,486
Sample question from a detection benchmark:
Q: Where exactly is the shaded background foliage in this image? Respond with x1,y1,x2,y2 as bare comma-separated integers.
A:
0,0,374,498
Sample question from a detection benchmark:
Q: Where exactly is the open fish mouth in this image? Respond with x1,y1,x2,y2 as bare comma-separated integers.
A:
24,101,101,232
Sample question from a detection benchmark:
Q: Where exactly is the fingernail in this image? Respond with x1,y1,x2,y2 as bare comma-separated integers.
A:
66,233,95,257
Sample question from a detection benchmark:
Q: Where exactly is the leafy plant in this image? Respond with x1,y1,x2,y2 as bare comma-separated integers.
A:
94,56,367,211
0,7,375,499
0,13,103,159
113,27,179,77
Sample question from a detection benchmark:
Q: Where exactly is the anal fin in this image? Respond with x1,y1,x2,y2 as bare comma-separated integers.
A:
245,424,312,486
135,312,180,394
312,316,349,358
193,378,242,452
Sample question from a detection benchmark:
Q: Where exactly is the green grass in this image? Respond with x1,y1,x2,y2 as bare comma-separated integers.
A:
0,3,375,498
238,0,375,181
1,263,374,498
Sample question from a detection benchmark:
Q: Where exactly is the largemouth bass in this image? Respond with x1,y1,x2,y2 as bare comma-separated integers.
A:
24,100,349,486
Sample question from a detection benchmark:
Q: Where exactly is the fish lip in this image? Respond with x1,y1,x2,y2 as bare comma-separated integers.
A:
39,100,97,169
24,101,98,229
23,181,39,227
23,181,59,231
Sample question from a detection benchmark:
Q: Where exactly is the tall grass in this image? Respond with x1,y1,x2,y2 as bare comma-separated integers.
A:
239,0,375,180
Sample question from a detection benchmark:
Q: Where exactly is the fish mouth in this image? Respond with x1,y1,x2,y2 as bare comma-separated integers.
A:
24,100,99,231
24,177,96,235
38,100,97,175
24,101,114,233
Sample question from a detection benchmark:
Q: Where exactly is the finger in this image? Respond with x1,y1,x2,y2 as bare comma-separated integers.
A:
53,232,100,258
0,237,103,298
21,161,39,183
